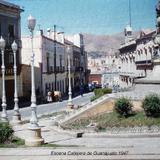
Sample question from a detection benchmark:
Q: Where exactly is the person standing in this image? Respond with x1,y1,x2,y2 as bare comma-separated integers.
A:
80,84,84,96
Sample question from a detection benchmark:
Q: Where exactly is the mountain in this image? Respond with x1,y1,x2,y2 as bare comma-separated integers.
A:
83,30,150,56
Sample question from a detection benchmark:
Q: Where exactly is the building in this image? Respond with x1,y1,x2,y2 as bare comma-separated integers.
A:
0,0,23,100
134,30,156,83
21,30,88,98
118,26,159,87
88,54,120,88
89,74,102,86
119,25,137,88
65,33,89,85
21,31,66,98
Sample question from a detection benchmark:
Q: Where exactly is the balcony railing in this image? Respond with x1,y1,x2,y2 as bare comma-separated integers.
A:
47,66,66,74
0,65,21,76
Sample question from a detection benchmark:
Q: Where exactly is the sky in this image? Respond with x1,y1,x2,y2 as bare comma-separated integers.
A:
8,0,157,35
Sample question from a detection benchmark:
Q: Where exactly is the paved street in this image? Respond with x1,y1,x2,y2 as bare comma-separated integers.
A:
4,92,94,120
4,83,160,122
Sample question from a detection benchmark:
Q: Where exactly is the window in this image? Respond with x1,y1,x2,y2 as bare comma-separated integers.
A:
9,53,14,64
0,23,1,36
8,24,14,38
46,53,50,72
45,83,48,95
60,55,62,68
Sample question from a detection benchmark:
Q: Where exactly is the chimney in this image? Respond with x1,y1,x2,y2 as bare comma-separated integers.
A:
40,29,43,35
47,28,51,37
36,29,43,36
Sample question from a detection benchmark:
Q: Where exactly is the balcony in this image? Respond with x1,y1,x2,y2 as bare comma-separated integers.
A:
0,64,21,76
47,66,65,74
135,60,153,70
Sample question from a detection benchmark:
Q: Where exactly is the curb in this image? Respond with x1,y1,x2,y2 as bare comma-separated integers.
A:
83,132,160,138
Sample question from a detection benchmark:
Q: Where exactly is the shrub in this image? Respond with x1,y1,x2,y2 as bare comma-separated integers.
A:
94,88,112,96
0,122,14,143
94,88,103,96
91,88,112,102
114,97,133,117
142,94,160,117
102,88,112,94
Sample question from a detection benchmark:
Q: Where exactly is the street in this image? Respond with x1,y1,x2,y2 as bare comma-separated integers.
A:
5,92,94,120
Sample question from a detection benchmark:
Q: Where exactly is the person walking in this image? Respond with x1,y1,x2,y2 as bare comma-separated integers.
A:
80,84,84,96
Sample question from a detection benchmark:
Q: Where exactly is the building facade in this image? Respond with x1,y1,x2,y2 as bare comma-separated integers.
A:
88,54,120,88
21,30,88,98
0,1,23,101
118,26,158,88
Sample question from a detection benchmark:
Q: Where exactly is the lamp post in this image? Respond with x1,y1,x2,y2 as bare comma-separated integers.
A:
11,41,21,124
66,46,74,109
0,36,8,122
25,15,44,146
28,15,38,128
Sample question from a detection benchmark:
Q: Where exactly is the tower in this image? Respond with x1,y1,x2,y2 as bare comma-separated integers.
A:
124,25,133,43
124,0,133,43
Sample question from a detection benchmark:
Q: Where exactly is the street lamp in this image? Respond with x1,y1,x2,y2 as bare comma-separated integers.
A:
66,46,74,109
11,41,21,124
28,15,38,128
0,36,8,122
25,15,44,146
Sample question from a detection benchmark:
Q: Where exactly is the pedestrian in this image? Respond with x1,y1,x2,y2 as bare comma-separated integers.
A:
80,84,84,96
47,91,52,103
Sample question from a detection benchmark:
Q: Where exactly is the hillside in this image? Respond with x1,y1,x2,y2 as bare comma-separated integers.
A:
83,31,146,56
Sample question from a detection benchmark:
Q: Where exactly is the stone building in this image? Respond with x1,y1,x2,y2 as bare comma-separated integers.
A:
21,31,66,97
21,30,88,98
119,25,137,88
88,54,120,88
0,1,23,100
134,30,156,83
119,26,158,87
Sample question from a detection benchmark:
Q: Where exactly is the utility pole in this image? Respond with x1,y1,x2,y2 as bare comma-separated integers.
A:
129,0,132,27
54,25,57,91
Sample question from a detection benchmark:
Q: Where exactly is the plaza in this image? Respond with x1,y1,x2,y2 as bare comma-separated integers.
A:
0,0,160,159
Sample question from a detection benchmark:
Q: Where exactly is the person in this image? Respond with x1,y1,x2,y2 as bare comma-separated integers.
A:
47,91,52,103
88,83,92,92
80,84,84,96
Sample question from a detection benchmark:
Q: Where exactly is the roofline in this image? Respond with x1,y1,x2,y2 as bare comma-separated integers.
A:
0,0,24,12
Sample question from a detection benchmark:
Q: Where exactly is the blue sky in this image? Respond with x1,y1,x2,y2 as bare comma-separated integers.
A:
8,0,157,35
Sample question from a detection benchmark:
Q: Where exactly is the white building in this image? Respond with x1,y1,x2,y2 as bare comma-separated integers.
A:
21,30,88,98
88,54,120,88
21,31,66,97
118,26,157,88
